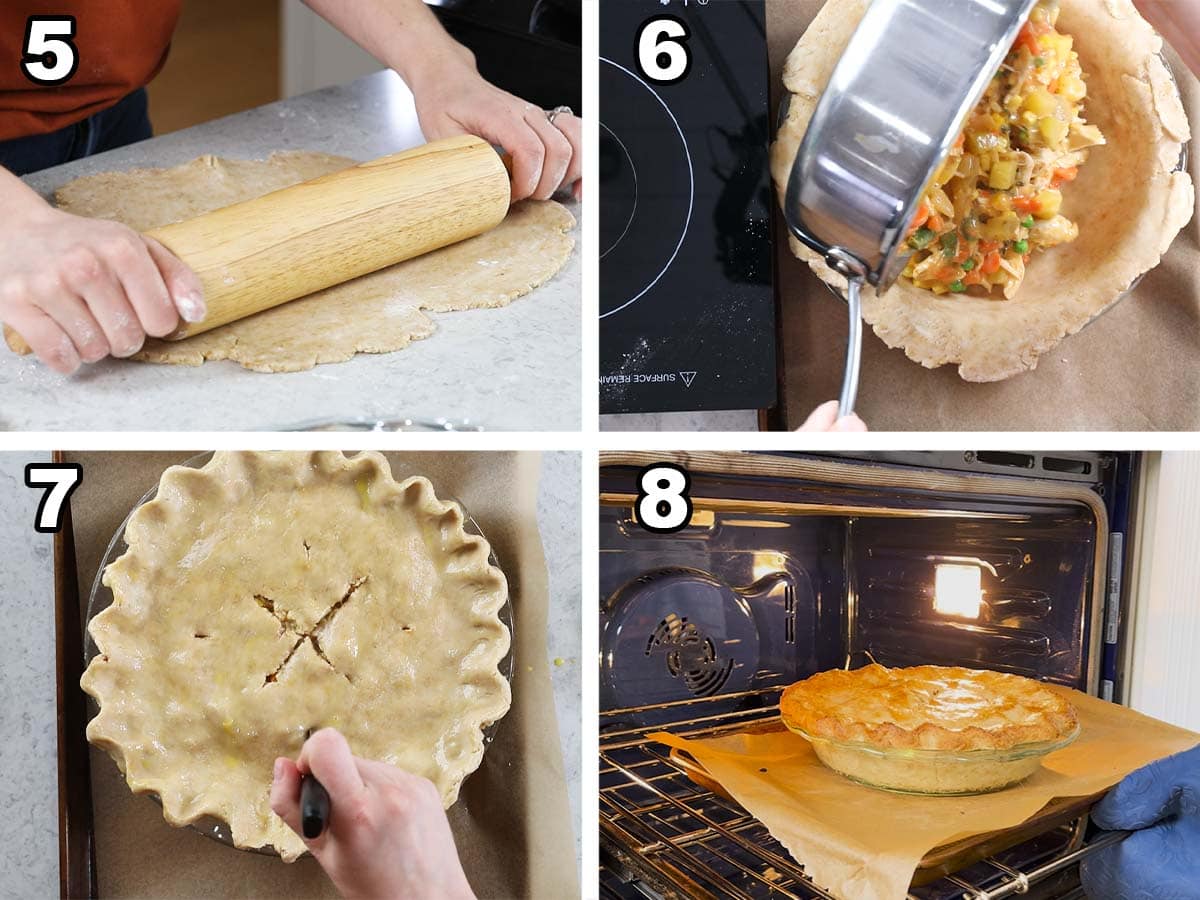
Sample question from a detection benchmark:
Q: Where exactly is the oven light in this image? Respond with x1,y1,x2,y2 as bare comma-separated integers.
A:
934,564,983,619
752,552,788,581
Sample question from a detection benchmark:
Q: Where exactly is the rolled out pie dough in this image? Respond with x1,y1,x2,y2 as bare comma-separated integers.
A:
55,153,576,372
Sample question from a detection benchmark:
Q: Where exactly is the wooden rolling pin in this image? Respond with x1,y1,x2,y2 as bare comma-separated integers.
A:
3,134,510,355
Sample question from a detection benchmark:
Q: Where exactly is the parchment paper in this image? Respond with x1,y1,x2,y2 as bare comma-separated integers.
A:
653,687,1199,900
768,0,1200,430
63,451,577,899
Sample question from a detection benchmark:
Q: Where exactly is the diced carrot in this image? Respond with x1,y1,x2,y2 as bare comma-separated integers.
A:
982,251,1002,275
927,213,944,233
1051,166,1078,188
964,268,984,286
1014,24,1041,56
1013,195,1041,215
908,201,930,234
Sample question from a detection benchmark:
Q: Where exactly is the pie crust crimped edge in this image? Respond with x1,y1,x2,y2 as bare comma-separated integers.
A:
80,450,512,861
780,664,1079,752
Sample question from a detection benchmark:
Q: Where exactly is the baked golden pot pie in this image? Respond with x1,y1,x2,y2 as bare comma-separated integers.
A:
81,451,511,861
771,0,1194,381
780,664,1079,794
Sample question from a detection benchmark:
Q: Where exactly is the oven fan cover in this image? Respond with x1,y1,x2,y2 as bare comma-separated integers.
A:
601,567,760,712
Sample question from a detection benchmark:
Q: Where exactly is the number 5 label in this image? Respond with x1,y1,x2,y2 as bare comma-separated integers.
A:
636,464,693,533
636,16,691,85
22,16,79,87
26,463,82,534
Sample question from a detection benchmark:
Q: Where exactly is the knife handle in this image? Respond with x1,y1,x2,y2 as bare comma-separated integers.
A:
300,772,331,840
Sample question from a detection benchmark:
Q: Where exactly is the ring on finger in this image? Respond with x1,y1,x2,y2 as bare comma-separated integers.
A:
546,105,574,127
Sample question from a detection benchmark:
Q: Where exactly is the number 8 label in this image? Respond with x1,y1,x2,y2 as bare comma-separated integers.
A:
636,464,693,533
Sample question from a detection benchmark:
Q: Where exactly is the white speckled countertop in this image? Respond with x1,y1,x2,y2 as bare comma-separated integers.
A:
602,410,760,431
0,452,57,900
0,72,580,433
0,450,580,896
538,452,582,880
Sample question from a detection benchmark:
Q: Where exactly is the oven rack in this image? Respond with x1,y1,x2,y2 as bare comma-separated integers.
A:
600,692,1120,900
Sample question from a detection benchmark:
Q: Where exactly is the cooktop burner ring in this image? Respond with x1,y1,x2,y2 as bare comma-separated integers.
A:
599,121,637,260
598,58,694,321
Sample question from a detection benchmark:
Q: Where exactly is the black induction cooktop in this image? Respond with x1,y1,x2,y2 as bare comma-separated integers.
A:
600,0,776,416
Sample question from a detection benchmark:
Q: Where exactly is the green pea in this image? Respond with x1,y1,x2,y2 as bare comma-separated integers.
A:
909,227,936,250
1013,239,1029,254
950,281,967,293
961,259,977,272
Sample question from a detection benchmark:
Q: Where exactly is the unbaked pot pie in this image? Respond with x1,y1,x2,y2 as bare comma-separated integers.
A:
81,451,512,861
780,664,1079,795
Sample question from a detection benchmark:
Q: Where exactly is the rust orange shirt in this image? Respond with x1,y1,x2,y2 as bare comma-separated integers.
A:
0,2,181,141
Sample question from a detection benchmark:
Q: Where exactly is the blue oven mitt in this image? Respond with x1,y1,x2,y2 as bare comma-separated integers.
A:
1079,744,1200,900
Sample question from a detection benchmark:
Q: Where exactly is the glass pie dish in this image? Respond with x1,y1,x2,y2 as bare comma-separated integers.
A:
784,720,1081,796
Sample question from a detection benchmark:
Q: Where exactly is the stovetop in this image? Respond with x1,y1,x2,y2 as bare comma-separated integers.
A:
599,0,777,416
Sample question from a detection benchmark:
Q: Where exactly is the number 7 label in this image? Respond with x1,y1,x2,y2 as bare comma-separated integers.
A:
25,463,82,534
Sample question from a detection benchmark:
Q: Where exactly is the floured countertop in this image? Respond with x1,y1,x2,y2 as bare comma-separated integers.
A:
0,72,580,432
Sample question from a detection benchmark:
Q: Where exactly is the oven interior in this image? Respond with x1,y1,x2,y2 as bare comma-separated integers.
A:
599,452,1134,900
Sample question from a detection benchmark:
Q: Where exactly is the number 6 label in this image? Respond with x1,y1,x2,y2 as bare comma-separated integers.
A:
22,16,79,87
636,464,693,533
26,463,82,534
636,16,691,85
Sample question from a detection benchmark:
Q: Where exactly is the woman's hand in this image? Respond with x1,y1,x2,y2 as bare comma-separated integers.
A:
410,58,582,203
0,171,204,373
797,400,868,433
1079,744,1200,899
270,728,475,900
299,0,582,204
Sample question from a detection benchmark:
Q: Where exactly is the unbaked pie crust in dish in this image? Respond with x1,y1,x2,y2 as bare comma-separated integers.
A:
80,451,512,861
771,0,1194,381
780,664,1079,795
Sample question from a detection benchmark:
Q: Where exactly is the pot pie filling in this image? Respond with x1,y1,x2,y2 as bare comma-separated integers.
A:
81,451,511,861
904,0,1105,298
